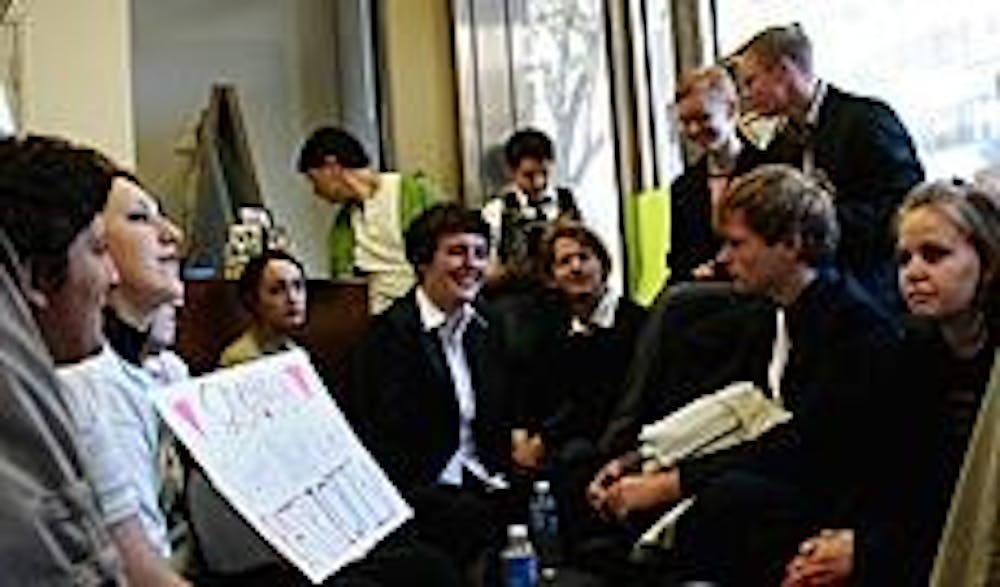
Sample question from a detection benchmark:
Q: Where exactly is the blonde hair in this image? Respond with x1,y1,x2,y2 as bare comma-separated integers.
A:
675,65,738,107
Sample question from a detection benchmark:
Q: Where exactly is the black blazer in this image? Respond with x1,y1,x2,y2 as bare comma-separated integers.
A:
351,290,510,493
668,135,771,285
598,282,775,458
767,85,924,305
679,270,906,518
522,297,649,448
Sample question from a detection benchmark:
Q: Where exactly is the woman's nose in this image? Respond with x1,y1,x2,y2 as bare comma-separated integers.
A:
159,216,184,246
902,258,926,282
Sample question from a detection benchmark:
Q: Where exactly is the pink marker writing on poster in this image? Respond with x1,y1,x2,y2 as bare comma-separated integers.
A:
284,364,314,400
172,398,204,436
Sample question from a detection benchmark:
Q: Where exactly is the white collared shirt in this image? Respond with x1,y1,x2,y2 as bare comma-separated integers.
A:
414,287,504,489
767,308,791,406
569,288,621,335
60,345,171,556
481,185,563,265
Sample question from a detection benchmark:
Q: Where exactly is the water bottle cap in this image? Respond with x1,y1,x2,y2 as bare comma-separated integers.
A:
533,480,551,493
508,524,529,539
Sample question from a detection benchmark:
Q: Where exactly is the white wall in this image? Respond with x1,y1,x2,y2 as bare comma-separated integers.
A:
132,0,339,277
20,0,135,165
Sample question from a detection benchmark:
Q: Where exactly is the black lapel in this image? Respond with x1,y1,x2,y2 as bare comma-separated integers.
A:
812,85,842,153
394,291,451,387
414,324,450,389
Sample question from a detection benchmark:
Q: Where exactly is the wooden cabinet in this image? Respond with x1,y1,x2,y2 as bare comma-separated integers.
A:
175,279,369,402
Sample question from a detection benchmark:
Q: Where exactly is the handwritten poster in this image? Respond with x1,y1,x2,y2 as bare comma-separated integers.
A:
153,349,412,584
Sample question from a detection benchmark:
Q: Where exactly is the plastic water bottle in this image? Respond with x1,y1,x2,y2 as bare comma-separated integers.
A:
501,524,538,587
528,480,560,581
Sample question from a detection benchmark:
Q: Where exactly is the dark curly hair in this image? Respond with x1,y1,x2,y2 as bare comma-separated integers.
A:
0,135,115,287
504,128,554,168
404,204,490,278
296,126,371,173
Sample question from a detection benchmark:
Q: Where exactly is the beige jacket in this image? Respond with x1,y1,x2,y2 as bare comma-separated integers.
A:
932,350,1000,586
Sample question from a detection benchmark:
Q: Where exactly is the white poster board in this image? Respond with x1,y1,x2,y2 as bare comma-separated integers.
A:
153,349,412,584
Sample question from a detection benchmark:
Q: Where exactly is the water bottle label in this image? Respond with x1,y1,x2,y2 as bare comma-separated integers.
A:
505,555,539,587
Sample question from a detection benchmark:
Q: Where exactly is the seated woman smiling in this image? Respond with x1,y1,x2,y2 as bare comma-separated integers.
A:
783,179,1000,587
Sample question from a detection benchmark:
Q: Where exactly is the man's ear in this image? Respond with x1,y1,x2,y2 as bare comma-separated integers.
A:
20,264,51,310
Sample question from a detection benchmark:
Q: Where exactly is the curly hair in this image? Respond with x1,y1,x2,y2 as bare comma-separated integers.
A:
404,204,490,277
297,126,371,172
0,135,115,286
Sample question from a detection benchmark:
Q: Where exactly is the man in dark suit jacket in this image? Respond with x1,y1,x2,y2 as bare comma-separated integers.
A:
668,65,772,284
353,204,512,570
735,24,924,312
588,165,907,586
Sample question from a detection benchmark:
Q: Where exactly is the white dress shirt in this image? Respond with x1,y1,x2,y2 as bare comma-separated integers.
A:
767,308,791,406
568,287,621,335
414,287,505,489
481,185,563,266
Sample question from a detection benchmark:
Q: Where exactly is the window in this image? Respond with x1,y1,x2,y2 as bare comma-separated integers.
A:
509,0,622,283
453,0,682,292
715,0,1000,179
